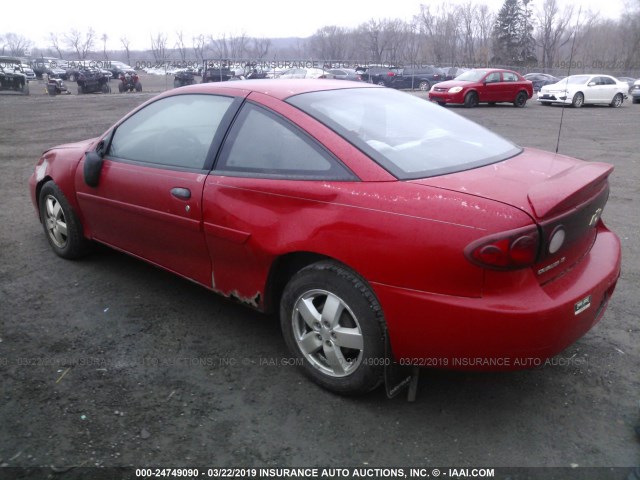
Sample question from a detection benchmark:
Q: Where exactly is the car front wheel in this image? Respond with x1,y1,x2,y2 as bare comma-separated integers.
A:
572,92,584,108
464,91,478,108
39,181,90,259
419,80,431,91
280,261,386,395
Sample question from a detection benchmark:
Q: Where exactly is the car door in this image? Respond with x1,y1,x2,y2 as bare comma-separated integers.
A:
201,97,359,304
501,71,520,100
600,76,618,102
75,93,243,286
481,71,503,102
584,76,604,103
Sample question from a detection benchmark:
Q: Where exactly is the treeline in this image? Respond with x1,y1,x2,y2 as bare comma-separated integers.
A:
2,0,639,75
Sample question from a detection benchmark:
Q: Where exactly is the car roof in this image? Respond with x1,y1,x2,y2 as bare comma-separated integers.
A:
175,79,379,100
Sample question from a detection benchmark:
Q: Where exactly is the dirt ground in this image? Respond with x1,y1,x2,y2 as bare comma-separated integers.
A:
1,74,639,478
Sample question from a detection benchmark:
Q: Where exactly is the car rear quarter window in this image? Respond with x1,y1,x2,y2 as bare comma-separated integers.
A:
108,94,234,170
503,72,518,82
215,103,356,180
287,87,521,180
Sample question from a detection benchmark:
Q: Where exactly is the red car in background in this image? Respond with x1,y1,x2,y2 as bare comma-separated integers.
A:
29,80,620,395
429,68,533,107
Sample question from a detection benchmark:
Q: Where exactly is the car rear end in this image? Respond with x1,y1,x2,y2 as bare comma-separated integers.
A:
383,150,621,367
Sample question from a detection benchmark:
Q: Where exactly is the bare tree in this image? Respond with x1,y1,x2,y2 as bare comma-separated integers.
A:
460,3,477,63
3,33,32,56
49,32,65,59
65,28,95,59
193,35,206,64
250,37,271,60
536,0,574,69
209,33,249,60
101,33,109,60
309,26,350,60
475,5,494,64
175,31,188,63
150,32,169,64
358,18,406,64
417,4,461,65
120,36,132,66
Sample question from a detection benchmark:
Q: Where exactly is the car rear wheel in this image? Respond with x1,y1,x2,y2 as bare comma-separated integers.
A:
572,92,584,108
610,93,623,108
464,91,478,108
280,261,386,395
69,73,76,82
376,80,386,87
39,181,90,259
514,91,528,108
419,80,431,91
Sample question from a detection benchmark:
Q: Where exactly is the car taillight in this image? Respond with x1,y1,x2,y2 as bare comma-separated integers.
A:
387,72,395,77
465,226,541,270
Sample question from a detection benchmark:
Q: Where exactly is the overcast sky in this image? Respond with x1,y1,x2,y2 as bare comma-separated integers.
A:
4,0,630,53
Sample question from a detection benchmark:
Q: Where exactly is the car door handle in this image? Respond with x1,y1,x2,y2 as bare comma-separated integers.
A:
170,187,191,200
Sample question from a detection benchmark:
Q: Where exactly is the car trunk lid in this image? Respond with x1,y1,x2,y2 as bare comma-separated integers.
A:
410,147,613,283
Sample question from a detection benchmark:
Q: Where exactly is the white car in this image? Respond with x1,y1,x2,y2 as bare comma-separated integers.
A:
538,74,628,107
277,67,335,79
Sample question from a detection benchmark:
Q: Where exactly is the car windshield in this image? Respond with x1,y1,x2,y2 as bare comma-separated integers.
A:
287,87,521,180
454,70,489,82
558,75,590,85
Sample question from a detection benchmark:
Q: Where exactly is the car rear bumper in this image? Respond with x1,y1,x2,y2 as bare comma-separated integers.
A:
373,225,621,370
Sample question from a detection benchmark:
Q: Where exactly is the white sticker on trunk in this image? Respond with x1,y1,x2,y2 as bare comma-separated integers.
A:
574,295,592,315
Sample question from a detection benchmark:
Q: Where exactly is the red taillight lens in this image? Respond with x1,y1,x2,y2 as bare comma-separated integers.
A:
387,72,395,76
465,226,541,270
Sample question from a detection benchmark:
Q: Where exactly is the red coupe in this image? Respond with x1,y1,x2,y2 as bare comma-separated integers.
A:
29,80,621,395
429,68,534,107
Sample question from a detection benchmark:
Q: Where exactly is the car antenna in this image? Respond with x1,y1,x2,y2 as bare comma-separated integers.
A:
555,6,582,154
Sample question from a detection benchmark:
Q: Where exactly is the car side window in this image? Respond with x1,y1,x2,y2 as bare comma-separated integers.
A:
503,72,518,82
108,94,234,170
601,77,615,85
215,103,356,180
486,72,501,83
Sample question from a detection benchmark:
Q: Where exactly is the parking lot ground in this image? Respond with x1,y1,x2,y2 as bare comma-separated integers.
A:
1,82,639,475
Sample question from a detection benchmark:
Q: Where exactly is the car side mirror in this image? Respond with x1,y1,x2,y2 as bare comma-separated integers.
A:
84,150,104,187
588,82,596,87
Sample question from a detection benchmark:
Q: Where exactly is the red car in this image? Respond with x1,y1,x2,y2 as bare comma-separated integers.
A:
29,80,621,395
429,68,534,107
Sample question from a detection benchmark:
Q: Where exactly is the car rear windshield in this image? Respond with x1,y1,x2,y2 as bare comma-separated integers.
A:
287,87,521,180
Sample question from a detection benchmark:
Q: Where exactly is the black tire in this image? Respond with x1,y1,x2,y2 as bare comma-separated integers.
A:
280,261,386,395
101,83,110,94
610,93,623,108
633,97,640,104
47,84,57,96
118,82,124,93
572,92,584,108
514,91,528,108
419,80,431,91
437,101,446,107
38,181,90,259
22,83,29,96
464,91,478,108
376,80,386,87
135,82,142,92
